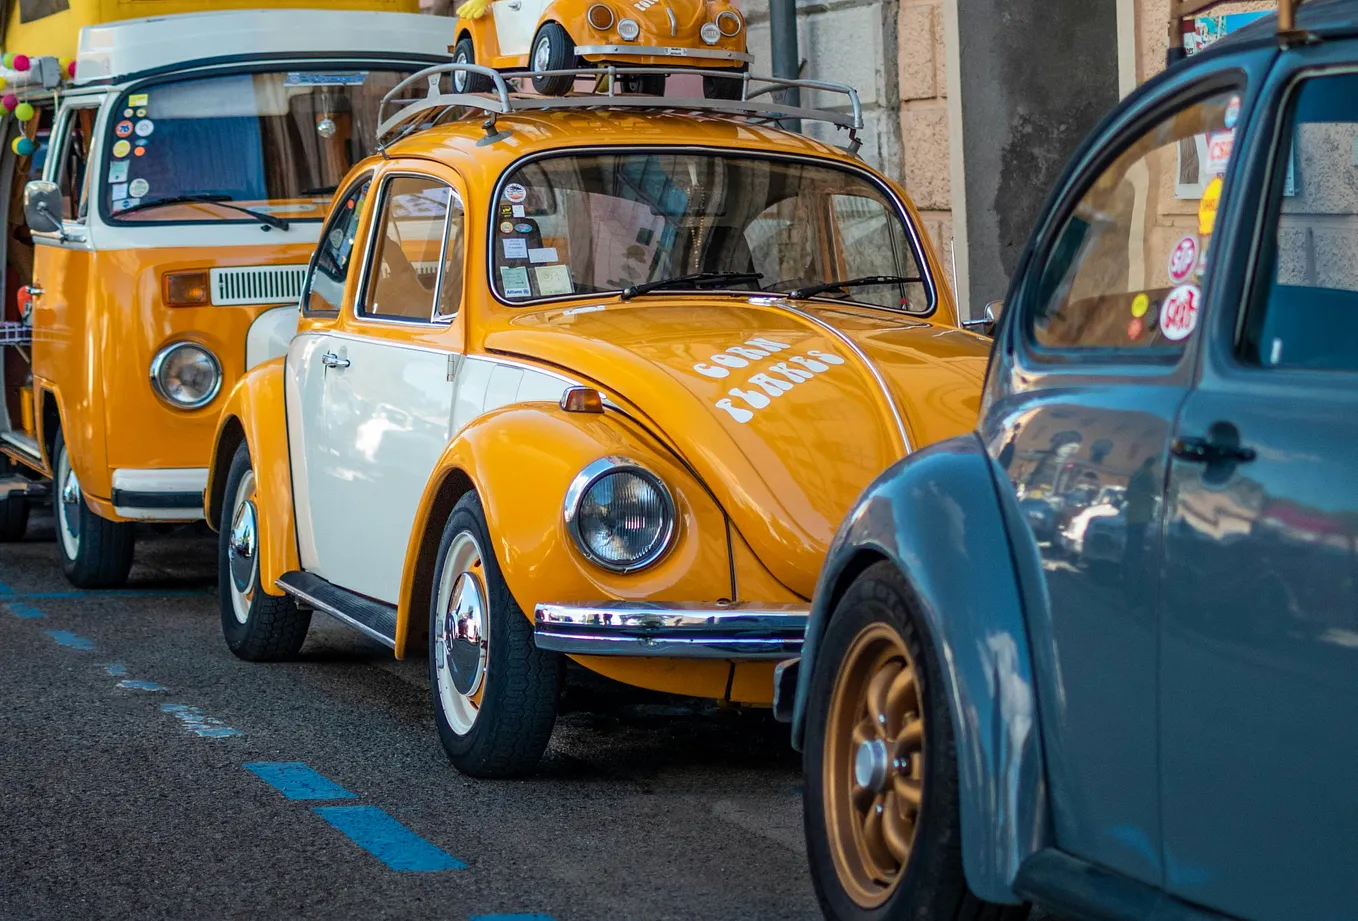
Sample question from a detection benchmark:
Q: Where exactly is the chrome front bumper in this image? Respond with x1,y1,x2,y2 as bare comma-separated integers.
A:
574,45,753,64
534,601,807,659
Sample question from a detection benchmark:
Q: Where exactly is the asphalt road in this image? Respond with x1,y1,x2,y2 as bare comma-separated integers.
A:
0,510,818,921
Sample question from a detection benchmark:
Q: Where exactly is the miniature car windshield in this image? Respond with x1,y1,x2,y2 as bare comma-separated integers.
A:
103,69,417,224
490,152,933,313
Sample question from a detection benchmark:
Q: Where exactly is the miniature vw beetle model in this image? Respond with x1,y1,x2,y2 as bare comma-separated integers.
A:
204,64,992,779
448,0,750,97
784,2,1358,919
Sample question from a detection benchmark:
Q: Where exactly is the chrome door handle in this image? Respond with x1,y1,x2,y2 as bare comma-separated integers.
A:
1171,435,1256,465
507,1,521,9
321,352,350,369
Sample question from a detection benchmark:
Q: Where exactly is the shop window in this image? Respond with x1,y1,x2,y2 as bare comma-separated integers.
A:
362,175,455,322
1031,89,1240,352
304,178,371,315
1241,73,1358,371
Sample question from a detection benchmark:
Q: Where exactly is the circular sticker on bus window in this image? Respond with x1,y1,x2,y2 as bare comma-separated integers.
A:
128,178,149,198
1131,293,1149,318
112,139,131,158
1161,284,1201,341
114,119,134,138
499,221,514,233
1168,235,1199,284
133,146,146,157
504,182,527,204
134,119,154,137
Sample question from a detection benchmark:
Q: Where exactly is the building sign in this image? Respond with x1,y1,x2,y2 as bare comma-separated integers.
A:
19,0,70,23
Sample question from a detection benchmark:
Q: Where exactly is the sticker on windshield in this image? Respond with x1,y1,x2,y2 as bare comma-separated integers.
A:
1127,317,1144,341
135,108,147,118
107,161,128,183
528,247,558,264
128,93,149,108
514,222,533,233
534,264,573,296
133,145,147,157
134,119,154,138
112,139,131,158
128,178,149,198
504,183,527,204
1131,293,1149,318
1161,284,1200,341
284,71,368,86
1167,235,1198,284
114,120,134,138
499,221,514,234
110,183,128,200
1206,130,1234,176
112,197,141,213
500,265,532,298
502,238,528,260
1199,177,1223,236
1225,95,1241,129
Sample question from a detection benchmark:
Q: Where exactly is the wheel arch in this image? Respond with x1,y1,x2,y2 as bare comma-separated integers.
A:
792,433,1050,903
394,463,477,660
38,385,63,472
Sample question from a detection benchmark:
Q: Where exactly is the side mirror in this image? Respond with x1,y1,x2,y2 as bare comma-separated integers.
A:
963,300,1004,336
23,181,63,235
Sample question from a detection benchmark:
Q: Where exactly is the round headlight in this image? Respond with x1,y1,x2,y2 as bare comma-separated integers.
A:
716,9,743,36
699,22,721,44
617,17,640,41
150,342,222,410
587,3,615,30
566,458,675,572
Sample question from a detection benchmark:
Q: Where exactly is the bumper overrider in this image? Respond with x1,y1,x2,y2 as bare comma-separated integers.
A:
533,601,807,659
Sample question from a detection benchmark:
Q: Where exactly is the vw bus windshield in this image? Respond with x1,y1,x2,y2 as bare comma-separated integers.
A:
102,68,414,225
490,152,933,313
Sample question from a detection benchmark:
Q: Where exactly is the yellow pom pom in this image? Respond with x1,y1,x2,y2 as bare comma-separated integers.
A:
455,0,493,19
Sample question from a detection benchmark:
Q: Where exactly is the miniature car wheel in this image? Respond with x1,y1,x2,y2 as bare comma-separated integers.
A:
803,561,1030,921
703,64,749,100
428,492,563,778
530,23,578,96
53,430,134,589
218,441,311,662
0,455,29,542
451,36,495,94
619,72,665,95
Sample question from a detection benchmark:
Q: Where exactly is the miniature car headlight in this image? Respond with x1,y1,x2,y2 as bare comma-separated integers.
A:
716,10,743,36
617,17,641,41
566,458,675,572
700,22,721,44
587,3,615,30
150,342,222,410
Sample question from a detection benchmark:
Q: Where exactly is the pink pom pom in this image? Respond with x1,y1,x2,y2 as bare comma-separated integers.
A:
66,61,76,78
2,94,18,112
12,55,30,72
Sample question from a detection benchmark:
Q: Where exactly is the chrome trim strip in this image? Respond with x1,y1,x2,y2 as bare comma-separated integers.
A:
274,578,397,650
572,45,753,62
534,600,808,659
665,7,677,36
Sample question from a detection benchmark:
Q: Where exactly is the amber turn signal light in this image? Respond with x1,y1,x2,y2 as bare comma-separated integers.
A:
163,271,211,307
560,387,605,414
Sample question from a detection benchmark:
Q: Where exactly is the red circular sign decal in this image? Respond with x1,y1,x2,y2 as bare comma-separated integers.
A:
115,119,134,138
1168,235,1199,284
1161,284,1201,341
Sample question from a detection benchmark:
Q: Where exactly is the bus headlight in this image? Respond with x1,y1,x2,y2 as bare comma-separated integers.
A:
565,458,676,572
150,342,222,410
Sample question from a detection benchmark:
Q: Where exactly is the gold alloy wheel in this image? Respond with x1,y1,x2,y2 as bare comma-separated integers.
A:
824,622,926,909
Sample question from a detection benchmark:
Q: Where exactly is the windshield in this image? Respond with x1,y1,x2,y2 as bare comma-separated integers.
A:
490,152,933,312
103,68,415,224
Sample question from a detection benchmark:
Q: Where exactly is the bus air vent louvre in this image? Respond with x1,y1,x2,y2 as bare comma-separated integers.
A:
209,265,309,307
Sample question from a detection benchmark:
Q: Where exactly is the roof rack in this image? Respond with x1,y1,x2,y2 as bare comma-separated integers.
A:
1168,0,1308,63
375,63,864,154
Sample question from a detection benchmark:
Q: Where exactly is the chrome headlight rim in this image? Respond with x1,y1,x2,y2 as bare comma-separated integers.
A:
715,9,743,36
586,3,615,30
564,456,677,574
149,341,223,411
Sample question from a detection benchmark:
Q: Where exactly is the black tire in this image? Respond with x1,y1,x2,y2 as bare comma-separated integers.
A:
451,36,495,93
53,430,133,589
803,562,1031,921
620,73,665,95
218,441,311,662
703,64,748,100
428,492,562,778
530,23,577,96
0,454,30,542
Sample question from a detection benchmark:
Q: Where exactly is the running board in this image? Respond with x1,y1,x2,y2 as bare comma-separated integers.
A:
275,571,397,650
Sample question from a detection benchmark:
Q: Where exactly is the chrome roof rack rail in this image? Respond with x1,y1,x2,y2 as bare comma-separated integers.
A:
375,63,864,154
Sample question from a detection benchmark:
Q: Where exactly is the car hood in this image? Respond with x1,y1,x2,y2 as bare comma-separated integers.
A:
483,298,989,597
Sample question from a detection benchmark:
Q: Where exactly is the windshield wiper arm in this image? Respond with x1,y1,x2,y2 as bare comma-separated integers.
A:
620,272,764,301
114,194,291,230
789,274,923,300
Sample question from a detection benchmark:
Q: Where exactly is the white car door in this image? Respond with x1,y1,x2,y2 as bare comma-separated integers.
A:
490,0,550,58
304,172,466,605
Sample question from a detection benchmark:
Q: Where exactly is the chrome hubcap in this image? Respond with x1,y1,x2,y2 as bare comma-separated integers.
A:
854,738,890,793
442,570,487,696
57,458,81,556
453,51,468,91
228,500,258,594
533,36,552,72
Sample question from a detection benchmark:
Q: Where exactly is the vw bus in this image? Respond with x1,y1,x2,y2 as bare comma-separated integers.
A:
0,1,449,587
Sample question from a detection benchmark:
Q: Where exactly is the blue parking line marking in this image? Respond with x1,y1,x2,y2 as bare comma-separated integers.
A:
244,762,358,801
46,630,95,650
160,704,241,738
311,805,465,871
471,915,557,920
99,664,127,676
0,580,12,595
5,601,44,618
117,679,167,692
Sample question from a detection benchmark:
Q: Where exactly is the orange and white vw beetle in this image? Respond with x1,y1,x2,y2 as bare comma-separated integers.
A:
204,63,993,777
448,0,750,97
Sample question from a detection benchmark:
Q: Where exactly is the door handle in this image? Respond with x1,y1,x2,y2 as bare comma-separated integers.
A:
321,352,350,369
1171,435,1256,465
507,1,521,8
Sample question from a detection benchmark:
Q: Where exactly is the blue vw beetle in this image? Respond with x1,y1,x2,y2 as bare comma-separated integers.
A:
782,2,1358,919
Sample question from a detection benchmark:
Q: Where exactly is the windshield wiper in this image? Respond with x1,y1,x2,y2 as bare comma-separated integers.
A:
620,272,764,301
789,274,923,300
114,194,291,231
